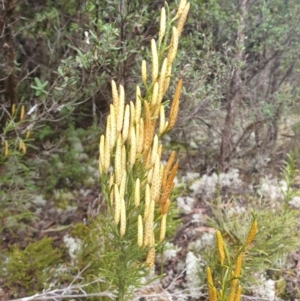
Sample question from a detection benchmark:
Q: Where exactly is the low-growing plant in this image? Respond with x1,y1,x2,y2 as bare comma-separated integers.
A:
205,200,300,290
1,104,31,158
0,103,34,233
28,124,100,192
203,155,300,296
2,237,62,297
280,153,300,207
0,157,37,239
206,217,257,301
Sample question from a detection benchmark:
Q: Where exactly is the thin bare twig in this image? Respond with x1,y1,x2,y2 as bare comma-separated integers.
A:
7,266,116,301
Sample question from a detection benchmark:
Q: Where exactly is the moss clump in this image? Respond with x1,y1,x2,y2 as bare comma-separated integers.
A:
71,222,90,239
2,237,62,297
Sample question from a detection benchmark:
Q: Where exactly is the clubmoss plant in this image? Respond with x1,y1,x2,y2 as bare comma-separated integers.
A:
203,155,300,297
95,1,190,300
206,218,257,301
1,104,30,158
280,153,299,208
0,104,31,232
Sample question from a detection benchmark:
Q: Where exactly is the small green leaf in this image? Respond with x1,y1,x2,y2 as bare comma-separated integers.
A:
57,67,64,76
34,77,42,86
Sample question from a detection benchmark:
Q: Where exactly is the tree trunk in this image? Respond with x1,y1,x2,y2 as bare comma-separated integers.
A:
220,0,248,170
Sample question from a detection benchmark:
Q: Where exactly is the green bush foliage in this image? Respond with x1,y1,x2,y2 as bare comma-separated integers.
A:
173,0,300,169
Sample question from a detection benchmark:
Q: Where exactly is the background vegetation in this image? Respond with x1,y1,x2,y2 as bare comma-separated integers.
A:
1,0,300,300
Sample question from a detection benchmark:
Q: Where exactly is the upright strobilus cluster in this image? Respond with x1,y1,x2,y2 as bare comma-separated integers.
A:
98,0,190,270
